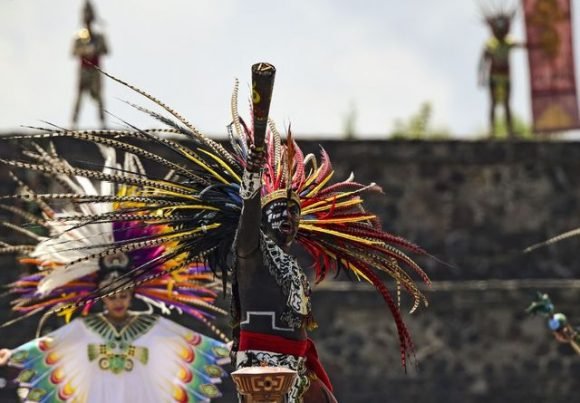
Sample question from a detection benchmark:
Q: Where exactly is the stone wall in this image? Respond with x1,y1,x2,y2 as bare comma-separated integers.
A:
298,140,580,281
0,138,579,402
312,282,578,403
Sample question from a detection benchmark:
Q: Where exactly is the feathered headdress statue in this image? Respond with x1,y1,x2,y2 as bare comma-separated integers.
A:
82,0,96,24
0,66,431,367
480,0,517,36
0,142,227,340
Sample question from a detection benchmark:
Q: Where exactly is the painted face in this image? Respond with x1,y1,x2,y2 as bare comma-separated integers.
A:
262,199,301,249
491,17,510,39
102,291,132,320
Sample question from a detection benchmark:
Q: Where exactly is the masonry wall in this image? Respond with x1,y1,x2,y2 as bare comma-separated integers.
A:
0,139,579,402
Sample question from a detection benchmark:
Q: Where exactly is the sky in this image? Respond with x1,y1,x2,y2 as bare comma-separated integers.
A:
0,0,579,139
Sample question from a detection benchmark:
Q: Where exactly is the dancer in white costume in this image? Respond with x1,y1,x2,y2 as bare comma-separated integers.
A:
0,287,228,403
0,145,229,402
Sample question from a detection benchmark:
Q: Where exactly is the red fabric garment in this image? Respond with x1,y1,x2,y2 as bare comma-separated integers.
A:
239,331,333,392
80,56,100,68
305,338,333,393
239,330,308,356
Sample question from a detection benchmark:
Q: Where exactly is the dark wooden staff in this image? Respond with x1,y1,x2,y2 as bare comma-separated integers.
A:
251,62,276,151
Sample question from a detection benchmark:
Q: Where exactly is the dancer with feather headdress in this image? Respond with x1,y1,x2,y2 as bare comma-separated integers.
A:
0,144,230,402
0,62,432,402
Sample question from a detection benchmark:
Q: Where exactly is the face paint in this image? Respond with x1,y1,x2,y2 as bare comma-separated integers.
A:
491,17,510,39
262,199,300,248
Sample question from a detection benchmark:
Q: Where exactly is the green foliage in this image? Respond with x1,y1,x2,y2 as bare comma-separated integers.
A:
493,113,533,139
389,101,451,140
475,112,534,139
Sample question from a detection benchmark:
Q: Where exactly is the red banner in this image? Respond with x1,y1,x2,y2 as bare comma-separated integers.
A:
523,0,580,132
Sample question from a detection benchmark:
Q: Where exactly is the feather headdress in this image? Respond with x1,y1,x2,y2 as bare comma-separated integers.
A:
479,0,517,34
0,143,227,340
1,68,431,367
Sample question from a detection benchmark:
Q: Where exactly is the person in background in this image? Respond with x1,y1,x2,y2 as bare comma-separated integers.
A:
478,6,525,139
71,0,109,129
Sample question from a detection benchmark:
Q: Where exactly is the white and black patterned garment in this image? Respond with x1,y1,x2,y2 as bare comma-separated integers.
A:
232,173,312,402
234,175,311,340
234,235,311,333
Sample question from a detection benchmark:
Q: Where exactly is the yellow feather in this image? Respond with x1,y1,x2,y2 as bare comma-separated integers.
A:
198,148,241,183
299,224,380,245
144,189,200,201
314,245,371,282
304,171,334,197
155,205,220,214
179,149,230,185
301,215,375,225
302,198,363,215
302,163,325,189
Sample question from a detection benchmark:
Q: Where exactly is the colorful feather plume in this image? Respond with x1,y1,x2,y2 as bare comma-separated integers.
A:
0,70,431,367
0,144,227,341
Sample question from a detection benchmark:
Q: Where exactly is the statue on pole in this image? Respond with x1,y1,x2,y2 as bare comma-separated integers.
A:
478,6,524,139
71,0,109,129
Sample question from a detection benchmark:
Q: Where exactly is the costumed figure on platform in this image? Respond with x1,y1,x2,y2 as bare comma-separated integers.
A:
0,63,432,402
526,292,580,354
71,0,109,129
0,144,230,402
478,5,525,139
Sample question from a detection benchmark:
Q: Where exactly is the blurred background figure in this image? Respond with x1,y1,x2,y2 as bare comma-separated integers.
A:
71,0,109,129
478,3,524,139
0,143,230,402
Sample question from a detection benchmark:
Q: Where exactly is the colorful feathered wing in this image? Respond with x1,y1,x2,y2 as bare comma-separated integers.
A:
8,314,230,403
0,143,228,341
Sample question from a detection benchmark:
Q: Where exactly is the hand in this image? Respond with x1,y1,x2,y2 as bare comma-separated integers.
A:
246,144,266,173
0,349,11,366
